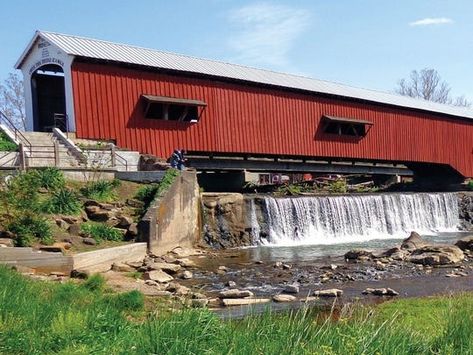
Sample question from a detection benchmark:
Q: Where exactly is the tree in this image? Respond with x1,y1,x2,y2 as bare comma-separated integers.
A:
0,72,26,130
395,68,471,108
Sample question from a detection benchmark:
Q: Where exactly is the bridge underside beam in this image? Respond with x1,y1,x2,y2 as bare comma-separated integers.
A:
187,157,413,176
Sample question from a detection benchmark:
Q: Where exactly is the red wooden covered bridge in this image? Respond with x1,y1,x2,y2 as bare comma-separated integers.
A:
15,31,473,180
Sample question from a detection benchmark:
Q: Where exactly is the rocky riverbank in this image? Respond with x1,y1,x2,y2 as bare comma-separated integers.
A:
59,233,473,311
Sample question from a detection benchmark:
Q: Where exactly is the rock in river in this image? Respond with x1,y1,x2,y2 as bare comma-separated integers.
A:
401,231,427,251
313,289,343,297
273,294,297,302
455,235,473,251
219,289,254,299
344,249,373,260
144,270,174,283
362,287,399,296
408,245,464,265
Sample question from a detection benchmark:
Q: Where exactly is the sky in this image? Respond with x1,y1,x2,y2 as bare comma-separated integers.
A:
1,0,472,101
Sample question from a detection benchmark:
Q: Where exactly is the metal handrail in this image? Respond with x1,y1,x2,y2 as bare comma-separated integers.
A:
53,113,69,137
0,110,32,154
114,151,128,171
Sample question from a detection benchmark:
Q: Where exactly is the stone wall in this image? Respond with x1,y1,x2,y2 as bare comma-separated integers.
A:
459,192,473,230
142,170,201,255
201,193,267,248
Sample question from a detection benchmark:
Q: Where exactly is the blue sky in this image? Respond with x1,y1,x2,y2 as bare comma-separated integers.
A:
1,0,472,100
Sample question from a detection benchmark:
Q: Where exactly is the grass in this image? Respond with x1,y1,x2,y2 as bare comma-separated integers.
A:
0,266,472,354
80,222,124,243
134,168,180,212
80,179,121,202
41,188,82,215
0,131,17,151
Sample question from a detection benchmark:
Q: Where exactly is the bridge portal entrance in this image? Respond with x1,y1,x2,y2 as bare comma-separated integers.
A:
31,64,66,132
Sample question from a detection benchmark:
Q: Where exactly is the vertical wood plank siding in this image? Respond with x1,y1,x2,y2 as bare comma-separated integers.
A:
71,62,473,177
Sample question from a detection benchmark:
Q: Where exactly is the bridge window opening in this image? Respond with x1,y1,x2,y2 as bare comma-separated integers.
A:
31,64,66,132
142,94,206,122
322,115,372,138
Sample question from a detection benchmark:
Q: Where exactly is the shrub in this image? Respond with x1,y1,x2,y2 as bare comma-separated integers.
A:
467,180,473,191
8,214,53,246
42,188,82,215
80,179,121,202
4,171,42,211
135,169,180,205
34,168,65,191
275,183,304,196
80,222,123,242
82,274,105,292
134,183,159,205
0,131,17,151
328,179,348,193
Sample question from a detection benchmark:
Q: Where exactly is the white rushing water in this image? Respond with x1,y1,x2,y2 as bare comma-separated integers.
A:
259,193,460,246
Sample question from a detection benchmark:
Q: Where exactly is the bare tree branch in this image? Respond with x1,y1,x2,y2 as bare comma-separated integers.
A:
395,68,471,108
0,72,26,130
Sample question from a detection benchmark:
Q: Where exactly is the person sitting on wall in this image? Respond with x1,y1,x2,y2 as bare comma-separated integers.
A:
178,149,187,170
169,149,181,169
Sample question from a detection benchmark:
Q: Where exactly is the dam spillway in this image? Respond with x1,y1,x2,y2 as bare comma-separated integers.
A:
256,193,460,246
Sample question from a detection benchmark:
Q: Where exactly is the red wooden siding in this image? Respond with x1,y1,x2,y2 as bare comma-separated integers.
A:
71,62,473,177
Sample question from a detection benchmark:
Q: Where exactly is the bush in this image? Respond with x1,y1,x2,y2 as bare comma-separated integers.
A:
8,214,53,246
4,171,42,211
135,169,180,205
328,179,348,193
467,180,473,191
34,168,65,191
42,188,82,215
80,222,123,242
82,274,105,292
0,131,17,151
134,183,159,205
80,179,121,202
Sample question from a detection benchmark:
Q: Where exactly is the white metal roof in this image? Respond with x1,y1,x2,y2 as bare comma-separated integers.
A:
17,30,473,120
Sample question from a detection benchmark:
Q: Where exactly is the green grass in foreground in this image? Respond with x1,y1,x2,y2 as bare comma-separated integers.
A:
0,266,472,354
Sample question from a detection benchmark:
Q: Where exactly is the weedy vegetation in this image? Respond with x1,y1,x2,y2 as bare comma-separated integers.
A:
80,222,124,243
80,179,121,202
0,266,472,354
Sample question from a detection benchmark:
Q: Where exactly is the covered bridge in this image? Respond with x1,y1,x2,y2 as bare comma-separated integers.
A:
15,31,473,179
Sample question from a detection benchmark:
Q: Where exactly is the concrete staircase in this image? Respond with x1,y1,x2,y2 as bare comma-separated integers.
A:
22,132,83,168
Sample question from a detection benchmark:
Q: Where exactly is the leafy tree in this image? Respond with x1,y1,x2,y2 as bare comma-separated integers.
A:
395,68,471,108
0,72,26,129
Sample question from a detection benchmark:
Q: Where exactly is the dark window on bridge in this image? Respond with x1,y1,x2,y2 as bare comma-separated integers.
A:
142,94,206,122
322,115,372,138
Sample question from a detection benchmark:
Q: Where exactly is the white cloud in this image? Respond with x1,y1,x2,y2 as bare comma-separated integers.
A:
227,3,311,70
409,17,453,26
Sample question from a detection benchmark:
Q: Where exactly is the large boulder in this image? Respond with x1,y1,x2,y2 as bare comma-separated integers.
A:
455,235,473,251
144,270,174,283
408,245,464,265
401,232,427,251
344,249,373,260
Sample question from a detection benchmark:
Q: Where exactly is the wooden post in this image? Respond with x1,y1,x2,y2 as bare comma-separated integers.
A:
18,143,26,170
54,141,60,166
111,144,116,167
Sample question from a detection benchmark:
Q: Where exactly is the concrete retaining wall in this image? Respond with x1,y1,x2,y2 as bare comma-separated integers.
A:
0,247,73,274
72,242,147,273
141,170,201,255
0,243,147,274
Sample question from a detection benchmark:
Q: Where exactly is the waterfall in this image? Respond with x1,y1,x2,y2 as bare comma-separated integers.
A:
258,193,460,246
248,199,261,242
